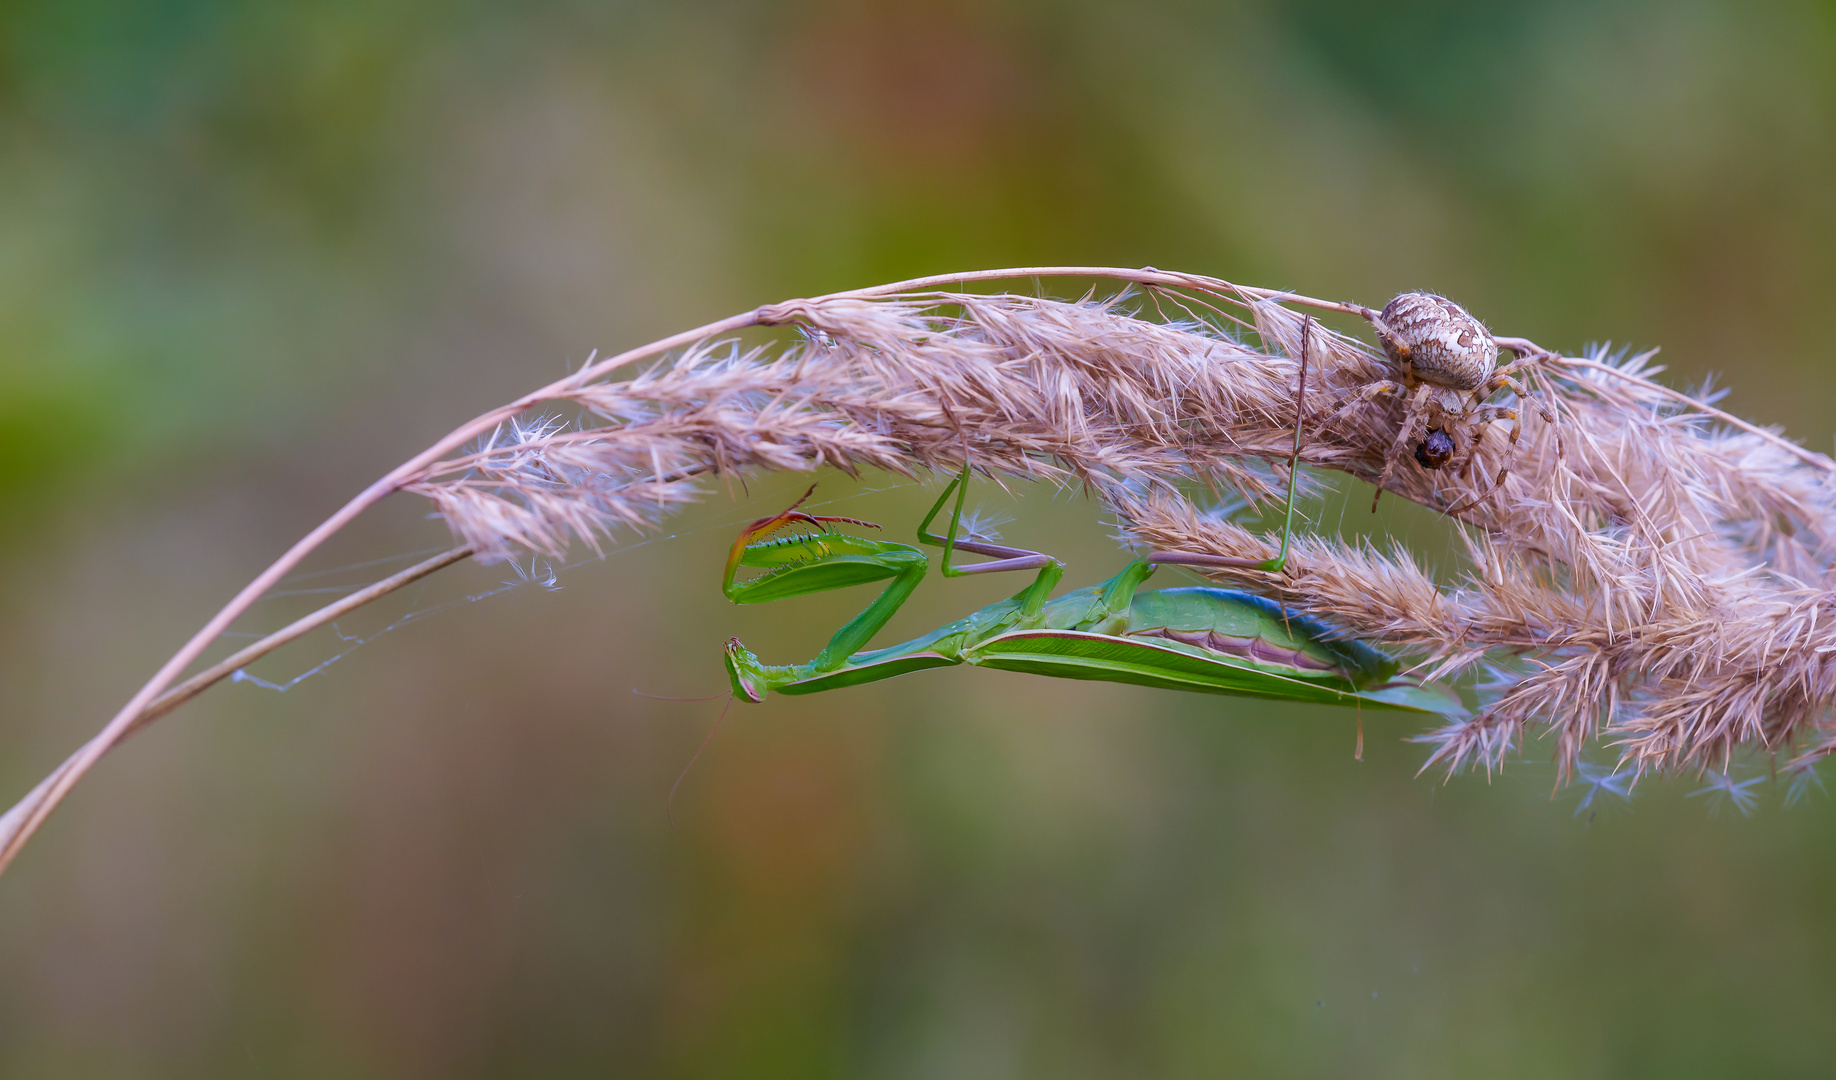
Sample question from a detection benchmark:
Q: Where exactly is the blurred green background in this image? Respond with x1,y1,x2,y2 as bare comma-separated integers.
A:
3,1,1835,1076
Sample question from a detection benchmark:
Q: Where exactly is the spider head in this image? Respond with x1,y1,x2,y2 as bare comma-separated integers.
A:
1415,427,1456,469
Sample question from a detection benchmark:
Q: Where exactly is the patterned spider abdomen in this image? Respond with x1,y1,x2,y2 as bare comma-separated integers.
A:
1374,292,1497,392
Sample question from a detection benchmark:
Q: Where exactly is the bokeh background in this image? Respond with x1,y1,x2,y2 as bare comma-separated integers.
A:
3,1,1835,1076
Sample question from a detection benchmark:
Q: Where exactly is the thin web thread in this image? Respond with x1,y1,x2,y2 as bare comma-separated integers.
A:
223,485,906,693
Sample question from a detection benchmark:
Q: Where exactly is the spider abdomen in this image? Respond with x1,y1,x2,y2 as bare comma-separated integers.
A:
1375,292,1497,392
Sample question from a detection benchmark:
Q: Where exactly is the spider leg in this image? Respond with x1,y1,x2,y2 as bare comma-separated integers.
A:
1526,367,1568,462
1440,380,1499,478
1491,368,1564,465
1491,372,1555,426
1372,383,1435,512
1486,358,1565,463
1492,335,1551,360
1442,415,1483,478
1490,354,1539,380
1443,402,1510,476
1324,379,1406,426
1446,405,1522,515
1451,383,1492,464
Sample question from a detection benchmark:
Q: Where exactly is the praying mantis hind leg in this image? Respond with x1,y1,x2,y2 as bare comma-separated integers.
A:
1262,313,1314,574
917,461,1065,615
1150,313,1315,576
925,305,1314,588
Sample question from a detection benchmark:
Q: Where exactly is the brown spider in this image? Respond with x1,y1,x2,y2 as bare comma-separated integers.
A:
1335,292,1558,514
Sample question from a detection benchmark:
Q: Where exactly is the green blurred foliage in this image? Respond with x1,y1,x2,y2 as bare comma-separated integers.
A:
2,1,1836,1077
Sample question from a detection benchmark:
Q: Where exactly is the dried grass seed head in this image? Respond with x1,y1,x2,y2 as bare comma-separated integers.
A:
399,279,1836,786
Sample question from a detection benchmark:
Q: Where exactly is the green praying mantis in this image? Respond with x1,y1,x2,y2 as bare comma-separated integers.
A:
719,318,1465,722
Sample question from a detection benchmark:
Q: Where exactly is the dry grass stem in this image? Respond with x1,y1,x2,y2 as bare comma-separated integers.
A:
5,266,1830,877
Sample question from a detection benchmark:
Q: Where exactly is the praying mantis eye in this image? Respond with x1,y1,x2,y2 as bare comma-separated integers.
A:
1414,427,1456,470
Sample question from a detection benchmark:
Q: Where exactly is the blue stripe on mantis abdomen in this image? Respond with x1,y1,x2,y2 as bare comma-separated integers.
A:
1120,587,1399,687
